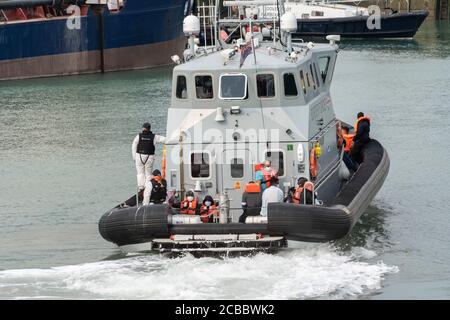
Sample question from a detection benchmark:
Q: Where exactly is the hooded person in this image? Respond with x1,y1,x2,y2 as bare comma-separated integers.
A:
132,122,166,191
199,195,218,223
180,190,199,215
143,169,167,205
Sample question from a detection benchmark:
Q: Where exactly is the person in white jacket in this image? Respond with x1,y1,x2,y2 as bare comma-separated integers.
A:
260,175,284,216
132,122,165,191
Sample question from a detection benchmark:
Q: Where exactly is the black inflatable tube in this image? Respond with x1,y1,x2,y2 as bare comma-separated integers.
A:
267,139,389,242
99,204,171,246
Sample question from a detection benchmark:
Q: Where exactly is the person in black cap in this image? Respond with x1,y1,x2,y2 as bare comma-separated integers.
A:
132,122,165,191
143,169,167,205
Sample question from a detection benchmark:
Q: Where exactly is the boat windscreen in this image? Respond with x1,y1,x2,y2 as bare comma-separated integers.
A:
219,74,247,100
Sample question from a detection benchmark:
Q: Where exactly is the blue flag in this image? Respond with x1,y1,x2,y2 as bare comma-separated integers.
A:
239,42,253,68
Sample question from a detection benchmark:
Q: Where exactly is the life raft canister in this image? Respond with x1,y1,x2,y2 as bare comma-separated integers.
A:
354,116,371,135
180,198,198,215
200,204,218,223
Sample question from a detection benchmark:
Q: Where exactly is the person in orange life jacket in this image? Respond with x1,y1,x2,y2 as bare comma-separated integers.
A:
132,122,165,191
143,169,167,205
350,112,371,164
239,181,263,223
341,126,357,172
256,160,276,192
180,190,199,215
290,177,314,205
199,195,218,223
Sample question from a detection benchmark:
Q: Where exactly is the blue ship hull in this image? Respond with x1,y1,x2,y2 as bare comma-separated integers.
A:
0,0,190,80
293,10,429,39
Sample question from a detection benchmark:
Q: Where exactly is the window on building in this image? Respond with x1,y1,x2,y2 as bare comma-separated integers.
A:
176,75,187,99
299,70,307,95
219,74,248,100
256,74,275,98
311,10,324,17
283,73,298,97
301,13,310,19
230,158,244,178
191,152,210,178
318,56,331,83
265,151,284,176
195,75,213,99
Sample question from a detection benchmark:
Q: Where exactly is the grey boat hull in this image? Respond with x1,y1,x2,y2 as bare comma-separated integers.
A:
98,139,389,249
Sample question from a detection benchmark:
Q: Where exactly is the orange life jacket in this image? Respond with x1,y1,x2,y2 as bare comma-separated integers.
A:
292,184,314,204
180,198,198,215
200,204,218,223
310,148,318,179
220,30,228,41
354,116,371,135
262,169,275,188
343,133,355,153
245,182,261,193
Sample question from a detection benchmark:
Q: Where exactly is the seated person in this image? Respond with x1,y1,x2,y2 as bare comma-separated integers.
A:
260,175,284,216
239,181,263,223
199,195,219,223
291,177,314,205
143,169,167,205
179,190,199,215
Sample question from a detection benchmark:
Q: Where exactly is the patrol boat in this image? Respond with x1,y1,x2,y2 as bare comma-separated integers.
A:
99,0,390,254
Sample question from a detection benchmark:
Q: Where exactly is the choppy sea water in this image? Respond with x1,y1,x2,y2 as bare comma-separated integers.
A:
0,19,449,299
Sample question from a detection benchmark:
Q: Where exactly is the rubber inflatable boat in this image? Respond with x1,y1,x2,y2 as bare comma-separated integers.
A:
99,140,389,253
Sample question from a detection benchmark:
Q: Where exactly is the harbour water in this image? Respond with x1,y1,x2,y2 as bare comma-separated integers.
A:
0,19,449,299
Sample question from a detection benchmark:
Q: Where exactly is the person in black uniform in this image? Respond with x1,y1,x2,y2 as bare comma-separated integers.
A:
132,122,165,191
350,112,371,164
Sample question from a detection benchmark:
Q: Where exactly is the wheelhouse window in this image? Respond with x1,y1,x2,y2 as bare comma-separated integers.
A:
299,70,307,95
306,72,311,88
219,74,248,100
318,57,331,83
191,152,210,178
257,74,275,98
313,63,320,88
176,75,187,99
309,64,316,90
230,158,244,178
283,73,298,97
265,151,284,176
195,75,213,99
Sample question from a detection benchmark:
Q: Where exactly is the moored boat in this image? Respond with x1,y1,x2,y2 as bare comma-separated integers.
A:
0,0,192,80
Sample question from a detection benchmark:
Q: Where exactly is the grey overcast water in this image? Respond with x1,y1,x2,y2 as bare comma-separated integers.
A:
0,19,449,299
